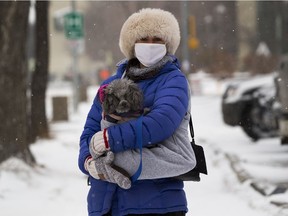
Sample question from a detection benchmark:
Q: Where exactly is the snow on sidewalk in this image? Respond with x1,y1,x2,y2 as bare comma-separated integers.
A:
0,93,287,216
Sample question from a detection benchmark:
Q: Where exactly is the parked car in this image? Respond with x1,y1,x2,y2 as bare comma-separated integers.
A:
221,74,279,141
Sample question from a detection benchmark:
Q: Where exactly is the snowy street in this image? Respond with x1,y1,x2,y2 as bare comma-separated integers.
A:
188,95,288,216
0,83,288,216
2,1,288,216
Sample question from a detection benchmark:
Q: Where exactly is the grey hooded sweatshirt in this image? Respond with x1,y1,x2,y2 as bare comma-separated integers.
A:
102,86,196,180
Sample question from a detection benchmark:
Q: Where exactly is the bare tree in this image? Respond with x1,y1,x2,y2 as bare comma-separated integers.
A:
0,1,35,164
30,0,50,143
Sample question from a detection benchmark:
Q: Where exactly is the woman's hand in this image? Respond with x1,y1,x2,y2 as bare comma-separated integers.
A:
84,152,132,189
89,129,110,158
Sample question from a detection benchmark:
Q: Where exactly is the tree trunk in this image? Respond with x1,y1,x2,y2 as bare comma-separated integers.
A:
0,1,35,164
30,1,50,142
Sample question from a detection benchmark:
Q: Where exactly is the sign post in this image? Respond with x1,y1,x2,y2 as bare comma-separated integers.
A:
64,1,84,112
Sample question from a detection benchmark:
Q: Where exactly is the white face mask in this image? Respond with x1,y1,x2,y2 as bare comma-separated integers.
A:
134,43,167,67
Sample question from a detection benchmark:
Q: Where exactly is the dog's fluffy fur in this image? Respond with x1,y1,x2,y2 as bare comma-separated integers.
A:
102,79,143,115
119,8,180,59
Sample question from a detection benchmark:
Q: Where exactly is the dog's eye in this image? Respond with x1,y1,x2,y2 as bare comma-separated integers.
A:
106,94,119,103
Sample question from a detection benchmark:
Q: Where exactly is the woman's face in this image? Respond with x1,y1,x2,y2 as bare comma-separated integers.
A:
136,36,165,44
134,36,167,68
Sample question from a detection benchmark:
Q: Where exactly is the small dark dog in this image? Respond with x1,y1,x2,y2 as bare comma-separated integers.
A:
100,79,145,119
93,79,147,189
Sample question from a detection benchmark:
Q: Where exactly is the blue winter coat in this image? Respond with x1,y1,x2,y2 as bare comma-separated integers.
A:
78,56,189,216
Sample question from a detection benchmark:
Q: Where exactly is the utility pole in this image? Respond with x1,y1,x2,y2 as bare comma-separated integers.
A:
277,56,288,145
181,1,190,74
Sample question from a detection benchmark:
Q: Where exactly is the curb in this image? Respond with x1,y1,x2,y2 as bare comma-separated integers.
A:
225,153,288,208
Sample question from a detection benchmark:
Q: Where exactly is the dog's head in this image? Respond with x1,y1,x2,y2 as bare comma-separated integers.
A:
102,79,143,115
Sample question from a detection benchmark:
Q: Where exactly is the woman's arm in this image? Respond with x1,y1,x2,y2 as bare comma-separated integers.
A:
113,112,196,180
78,96,103,174
108,72,189,153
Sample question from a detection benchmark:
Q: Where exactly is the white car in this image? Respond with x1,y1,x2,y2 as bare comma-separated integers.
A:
221,73,279,141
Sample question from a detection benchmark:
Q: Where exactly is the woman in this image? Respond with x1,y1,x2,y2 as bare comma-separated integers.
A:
79,8,192,216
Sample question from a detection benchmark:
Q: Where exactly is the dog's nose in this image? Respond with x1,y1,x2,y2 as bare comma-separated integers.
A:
119,100,129,107
118,100,130,112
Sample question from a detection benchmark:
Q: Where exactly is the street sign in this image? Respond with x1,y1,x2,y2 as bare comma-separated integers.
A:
64,11,84,39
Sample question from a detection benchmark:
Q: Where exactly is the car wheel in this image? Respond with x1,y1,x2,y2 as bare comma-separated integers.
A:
241,101,279,141
241,104,261,141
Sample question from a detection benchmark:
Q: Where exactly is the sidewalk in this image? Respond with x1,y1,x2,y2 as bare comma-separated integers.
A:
190,95,288,215
0,88,288,216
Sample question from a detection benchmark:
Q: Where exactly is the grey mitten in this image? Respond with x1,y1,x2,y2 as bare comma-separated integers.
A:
94,151,132,189
89,131,110,159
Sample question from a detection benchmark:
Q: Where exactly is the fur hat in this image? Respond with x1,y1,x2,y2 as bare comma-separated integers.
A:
119,8,181,59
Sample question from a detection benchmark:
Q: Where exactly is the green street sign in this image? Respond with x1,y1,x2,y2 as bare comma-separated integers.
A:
64,12,84,39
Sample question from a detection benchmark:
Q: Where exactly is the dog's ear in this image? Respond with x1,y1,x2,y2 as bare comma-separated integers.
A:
128,84,143,111
103,94,119,114
104,84,114,95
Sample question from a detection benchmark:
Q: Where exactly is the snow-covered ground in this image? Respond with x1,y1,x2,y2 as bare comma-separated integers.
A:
0,75,288,216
